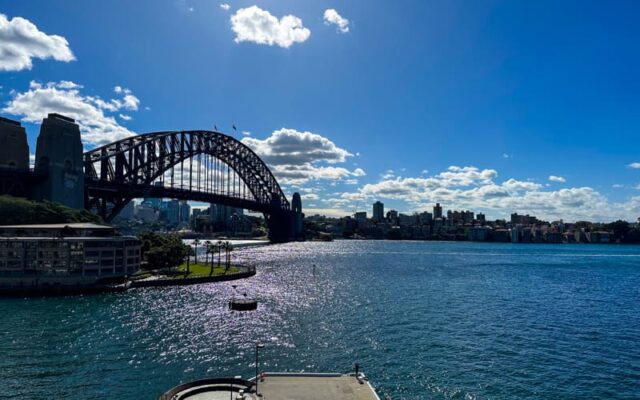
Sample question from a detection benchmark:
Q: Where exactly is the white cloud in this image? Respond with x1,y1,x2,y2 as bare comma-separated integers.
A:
220,3,230,10
628,162,640,169
548,175,566,183
119,114,132,121
242,128,362,185
242,128,352,165
0,13,75,71
502,153,512,159
241,130,251,136
323,9,350,33
2,80,140,147
230,6,310,48
353,168,366,177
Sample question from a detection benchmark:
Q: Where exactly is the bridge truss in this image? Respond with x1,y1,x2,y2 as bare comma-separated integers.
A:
84,130,299,241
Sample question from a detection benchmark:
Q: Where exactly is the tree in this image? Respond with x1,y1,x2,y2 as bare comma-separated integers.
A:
204,240,211,265
193,238,201,264
138,232,190,270
224,241,234,273
216,240,223,267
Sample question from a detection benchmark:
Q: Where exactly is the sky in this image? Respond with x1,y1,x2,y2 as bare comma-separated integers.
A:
1,0,640,222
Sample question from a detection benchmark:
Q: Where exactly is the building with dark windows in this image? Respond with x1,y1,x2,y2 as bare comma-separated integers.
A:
372,201,384,222
0,223,140,293
433,203,443,219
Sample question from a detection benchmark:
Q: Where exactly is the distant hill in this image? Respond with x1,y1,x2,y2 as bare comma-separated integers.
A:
0,195,101,225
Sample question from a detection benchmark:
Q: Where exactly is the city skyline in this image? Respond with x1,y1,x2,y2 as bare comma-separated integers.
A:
1,1,640,222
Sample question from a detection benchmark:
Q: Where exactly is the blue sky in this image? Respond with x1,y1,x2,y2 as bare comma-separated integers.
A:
1,0,640,221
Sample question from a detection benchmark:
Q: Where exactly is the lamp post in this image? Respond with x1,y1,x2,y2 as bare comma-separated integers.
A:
255,343,265,396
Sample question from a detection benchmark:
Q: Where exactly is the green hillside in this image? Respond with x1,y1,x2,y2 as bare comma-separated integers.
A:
0,195,101,225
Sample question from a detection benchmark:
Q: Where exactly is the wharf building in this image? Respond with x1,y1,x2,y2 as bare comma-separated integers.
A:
0,223,140,292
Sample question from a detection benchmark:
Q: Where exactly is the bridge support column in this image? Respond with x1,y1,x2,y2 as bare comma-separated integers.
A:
34,114,84,209
267,210,303,243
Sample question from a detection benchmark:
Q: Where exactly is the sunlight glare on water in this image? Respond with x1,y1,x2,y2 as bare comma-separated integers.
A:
1,241,640,399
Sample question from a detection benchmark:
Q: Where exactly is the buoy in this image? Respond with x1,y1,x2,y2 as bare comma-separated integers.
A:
229,298,258,311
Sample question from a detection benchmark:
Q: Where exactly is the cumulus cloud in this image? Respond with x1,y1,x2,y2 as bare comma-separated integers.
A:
327,165,639,222
628,162,640,169
548,175,566,183
2,80,139,147
242,128,352,165
230,6,310,48
220,3,230,10
242,128,362,185
0,13,75,71
323,9,350,33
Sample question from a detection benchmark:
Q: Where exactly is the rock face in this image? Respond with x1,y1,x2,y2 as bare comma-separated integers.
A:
34,113,85,209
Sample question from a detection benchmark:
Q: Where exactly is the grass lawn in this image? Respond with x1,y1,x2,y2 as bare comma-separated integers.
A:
176,262,240,278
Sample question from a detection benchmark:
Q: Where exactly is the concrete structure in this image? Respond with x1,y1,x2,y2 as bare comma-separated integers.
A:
291,192,304,237
34,114,84,209
0,116,29,170
116,201,135,219
160,372,382,400
372,201,384,222
0,223,140,292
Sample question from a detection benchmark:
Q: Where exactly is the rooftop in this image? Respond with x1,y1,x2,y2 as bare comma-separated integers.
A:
0,223,112,230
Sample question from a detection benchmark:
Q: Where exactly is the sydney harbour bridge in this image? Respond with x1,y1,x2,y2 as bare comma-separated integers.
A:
0,113,303,242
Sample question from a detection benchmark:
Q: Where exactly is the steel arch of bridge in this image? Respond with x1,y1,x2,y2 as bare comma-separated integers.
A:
83,130,292,229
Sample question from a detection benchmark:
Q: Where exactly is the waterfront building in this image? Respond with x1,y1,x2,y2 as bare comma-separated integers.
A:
0,223,140,291
511,213,538,225
372,201,384,222
418,211,433,225
398,213,418,227
476,213,486,223
493,229,511,242
433,203,443,219
511,227,520,243
468,226,490,241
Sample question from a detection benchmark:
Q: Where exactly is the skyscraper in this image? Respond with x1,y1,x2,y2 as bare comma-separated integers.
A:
372,201,384,222
433,203,443,219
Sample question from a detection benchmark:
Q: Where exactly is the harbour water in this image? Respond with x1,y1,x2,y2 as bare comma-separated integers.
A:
1,241,639,399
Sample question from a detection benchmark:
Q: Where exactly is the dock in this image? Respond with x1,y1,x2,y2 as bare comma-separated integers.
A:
159,372,382,400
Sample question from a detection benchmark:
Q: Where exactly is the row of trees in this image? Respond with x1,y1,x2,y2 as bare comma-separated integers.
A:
192,238,235,275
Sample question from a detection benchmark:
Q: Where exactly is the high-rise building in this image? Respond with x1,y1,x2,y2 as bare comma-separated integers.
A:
433,203,443,219
372,201,384,222
179,201,191,223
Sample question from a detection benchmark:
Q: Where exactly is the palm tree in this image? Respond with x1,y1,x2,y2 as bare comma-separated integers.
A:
204,240,211,265
209,242,217,276
216,240,223,267
224,241,234,274
193,238,201,264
